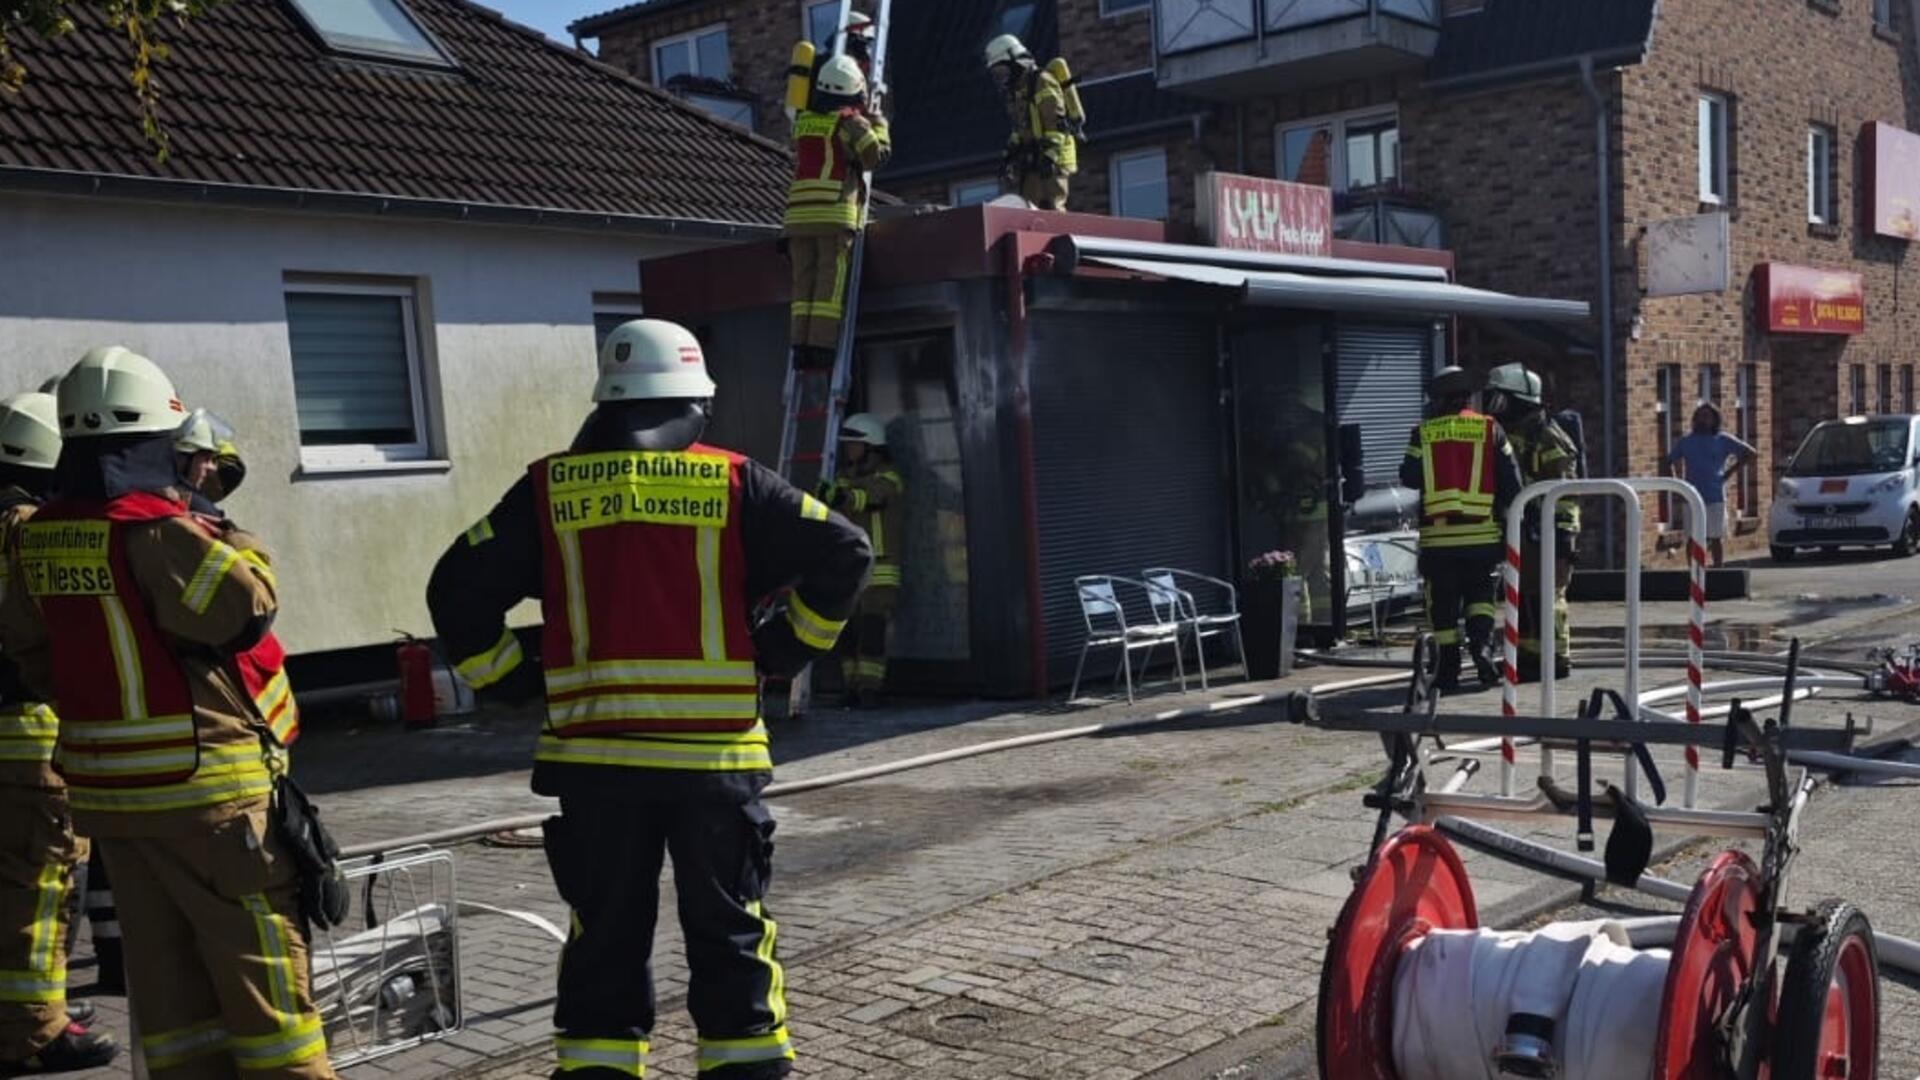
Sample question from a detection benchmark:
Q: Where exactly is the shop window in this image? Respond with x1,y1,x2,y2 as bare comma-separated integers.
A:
1850,363,1867,414
1904,365,1915,413
1698,364,1721,406
1736,364,1758,513
1277,109,1398,193
949,177,1002,207
284,279,436,467
1699,92,1731,204
1808,125,1836,225
1880,363,1895,413
1111,146,1170,221
653,23,729,83
853,333,970,663
1657,364,1682,524
593,294,645,353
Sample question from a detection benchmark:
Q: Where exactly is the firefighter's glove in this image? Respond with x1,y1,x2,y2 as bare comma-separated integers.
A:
477,660,546,708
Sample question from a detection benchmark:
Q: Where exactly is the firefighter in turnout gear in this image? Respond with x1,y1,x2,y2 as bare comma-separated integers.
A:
1400,366,1524,691
986,34,1076,210
0,347,331,1080
426,319,872,1080
784,55,891,370
0,390,119,1074
1486,363,1580,681
820,414,902,708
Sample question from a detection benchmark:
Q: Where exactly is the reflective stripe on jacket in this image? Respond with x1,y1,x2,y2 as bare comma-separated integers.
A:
1414,411,1502,549
1008,68,1076,175
0,495,58,787
531,446,775,772
828,464,904,589
785,108,891,232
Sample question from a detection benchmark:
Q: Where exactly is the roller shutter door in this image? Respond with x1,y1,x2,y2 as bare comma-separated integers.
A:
1029,312,1229,681
1334,323,1430,486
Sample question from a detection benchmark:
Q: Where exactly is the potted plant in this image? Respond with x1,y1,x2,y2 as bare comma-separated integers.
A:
1242,550,1305,681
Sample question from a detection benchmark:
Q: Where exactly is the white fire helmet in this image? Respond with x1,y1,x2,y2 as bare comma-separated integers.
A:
594,319,718,403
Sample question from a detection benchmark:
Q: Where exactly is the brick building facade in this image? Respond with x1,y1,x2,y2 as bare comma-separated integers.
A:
570,0,1920,563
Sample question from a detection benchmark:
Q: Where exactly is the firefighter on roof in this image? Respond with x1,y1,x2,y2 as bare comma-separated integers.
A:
0,346,331,1079
0,388,119,1075
427,319,871,1079
820,413,903,707
986,33,1079,211
1400,366,1524,691
783,55,891,370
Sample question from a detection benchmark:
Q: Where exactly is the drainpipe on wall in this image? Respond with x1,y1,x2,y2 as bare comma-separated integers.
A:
1579,55,1619,569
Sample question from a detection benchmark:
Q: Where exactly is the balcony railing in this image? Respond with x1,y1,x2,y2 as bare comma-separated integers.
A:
1153,0,1440,98
1335,196,1445,250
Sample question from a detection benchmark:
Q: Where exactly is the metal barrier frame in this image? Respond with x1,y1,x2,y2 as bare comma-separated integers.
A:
1499,478,1710,805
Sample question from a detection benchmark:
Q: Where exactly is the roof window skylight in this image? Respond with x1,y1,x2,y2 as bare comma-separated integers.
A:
284,0,455,68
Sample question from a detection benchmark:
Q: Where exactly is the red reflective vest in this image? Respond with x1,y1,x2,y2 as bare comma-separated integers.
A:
786,108,871,231
1417,410,1502,548
531,445,770,773
20,494,295,808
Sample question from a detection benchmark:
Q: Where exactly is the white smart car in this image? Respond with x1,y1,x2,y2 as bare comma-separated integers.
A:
1769,414,1920,561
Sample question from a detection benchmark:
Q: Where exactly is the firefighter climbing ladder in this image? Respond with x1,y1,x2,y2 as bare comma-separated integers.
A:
771,0,892,719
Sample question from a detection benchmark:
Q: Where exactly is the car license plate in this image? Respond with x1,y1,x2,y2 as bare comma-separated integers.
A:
1804,515,1857,530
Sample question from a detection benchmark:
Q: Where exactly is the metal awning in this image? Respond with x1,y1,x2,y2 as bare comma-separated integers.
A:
1085,254,1592,323
1044,234,1590,325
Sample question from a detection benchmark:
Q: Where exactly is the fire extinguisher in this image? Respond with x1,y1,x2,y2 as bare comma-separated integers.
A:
396,633,436,730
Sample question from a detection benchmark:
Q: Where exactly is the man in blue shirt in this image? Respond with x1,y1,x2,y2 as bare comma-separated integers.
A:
1665,402,1757,566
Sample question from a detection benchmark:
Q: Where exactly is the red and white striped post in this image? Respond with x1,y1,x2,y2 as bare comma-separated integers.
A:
1684,532,1708,806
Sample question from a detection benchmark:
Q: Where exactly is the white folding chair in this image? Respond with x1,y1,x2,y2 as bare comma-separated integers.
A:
1143,567,1247,689
1068,575,1187,703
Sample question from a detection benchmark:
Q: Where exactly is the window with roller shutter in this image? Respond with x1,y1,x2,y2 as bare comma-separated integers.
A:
284,280,436,468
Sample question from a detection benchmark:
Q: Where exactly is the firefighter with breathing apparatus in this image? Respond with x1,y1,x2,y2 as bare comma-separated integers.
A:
985,34,1084,211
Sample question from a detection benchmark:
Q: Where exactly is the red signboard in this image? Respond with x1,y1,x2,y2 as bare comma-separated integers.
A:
1195,171,1333,257
1863,121,1920,240
1754,262,1865,335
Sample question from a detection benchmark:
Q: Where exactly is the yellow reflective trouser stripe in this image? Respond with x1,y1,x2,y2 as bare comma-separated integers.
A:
0,704,56,762
784,206,860,228
847,487,869,513
182,542,243,615
28,860,61,975
0,968,63,1004
848,659,887,679
870,564,901,587
800,493,829,522
143,1019,231,1070
697,527,725,662
748,899,787,1025
546,660,757,692
697,1027,795,1071
229,1016,327,1070
869,508,885,558
68,744,273,814
788,179,844,198
242,894,297,1019
786,591,846,651
535,733,773,772
1466,602,1497,619
456,627,525,690
556,1036,649,1077
465,516,495,546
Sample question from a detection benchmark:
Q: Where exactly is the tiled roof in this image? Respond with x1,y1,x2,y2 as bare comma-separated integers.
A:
0,0,794,230
882,0,1208,180
1429,0,1657,83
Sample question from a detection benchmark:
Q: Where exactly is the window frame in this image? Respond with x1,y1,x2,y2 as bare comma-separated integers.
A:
1904,365,1915,414
949,176,1002,206
282,0,454,69
1657,364,1682,524
1699,364,1722,407
1109,145,1171,221
1850,363,1868,415
1698,92,1731,205
651,22,731,85
284,278,437,471
1276,106,1400,194
1807,124,1836,225
1875,0,1895,32
684,92,755,129
1736,363,1758,513
1100,0,1151,15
